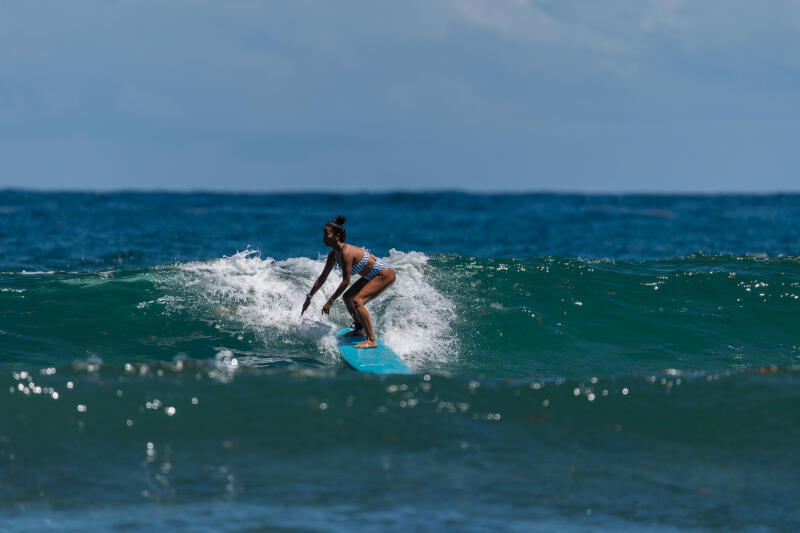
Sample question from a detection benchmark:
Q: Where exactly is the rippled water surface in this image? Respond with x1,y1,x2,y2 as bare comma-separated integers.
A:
1,192,799,531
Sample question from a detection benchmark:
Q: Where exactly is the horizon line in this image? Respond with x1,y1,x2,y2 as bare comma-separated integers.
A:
2,187,799,196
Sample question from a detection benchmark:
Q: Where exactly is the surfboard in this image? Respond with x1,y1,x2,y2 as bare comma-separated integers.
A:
336,328,413,374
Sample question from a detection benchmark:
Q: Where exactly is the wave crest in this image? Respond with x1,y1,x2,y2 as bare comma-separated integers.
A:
160,250,456,370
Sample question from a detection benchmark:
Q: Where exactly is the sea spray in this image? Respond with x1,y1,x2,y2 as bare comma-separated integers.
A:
153,249,457,370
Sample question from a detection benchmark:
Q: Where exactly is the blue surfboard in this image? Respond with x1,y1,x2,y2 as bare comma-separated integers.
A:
336,328,413,374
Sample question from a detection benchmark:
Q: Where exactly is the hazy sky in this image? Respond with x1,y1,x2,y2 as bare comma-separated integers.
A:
2,1,799,192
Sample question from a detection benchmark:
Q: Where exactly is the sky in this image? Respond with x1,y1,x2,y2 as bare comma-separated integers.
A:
1,0,799,192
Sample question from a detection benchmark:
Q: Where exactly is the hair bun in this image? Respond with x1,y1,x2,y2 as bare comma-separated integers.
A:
334,215,346,225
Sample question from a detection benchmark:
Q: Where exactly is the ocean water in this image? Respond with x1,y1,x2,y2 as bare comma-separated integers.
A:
1,191,799,532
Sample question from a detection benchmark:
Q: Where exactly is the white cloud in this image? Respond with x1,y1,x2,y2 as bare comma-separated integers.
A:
445,0,563,41
640,0,689,32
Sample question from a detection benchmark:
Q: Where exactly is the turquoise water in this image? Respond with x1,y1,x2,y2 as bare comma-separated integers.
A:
1,192,799,531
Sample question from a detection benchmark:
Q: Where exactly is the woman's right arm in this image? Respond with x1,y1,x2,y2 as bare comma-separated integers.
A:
301,252,336,316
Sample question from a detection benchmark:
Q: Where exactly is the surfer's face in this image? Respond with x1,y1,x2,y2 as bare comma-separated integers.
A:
323,226,338,247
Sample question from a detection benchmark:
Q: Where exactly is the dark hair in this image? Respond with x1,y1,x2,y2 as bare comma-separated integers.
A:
326,215,347,242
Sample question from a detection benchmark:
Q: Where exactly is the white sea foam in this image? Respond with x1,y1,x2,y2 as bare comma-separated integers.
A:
162,250,455,370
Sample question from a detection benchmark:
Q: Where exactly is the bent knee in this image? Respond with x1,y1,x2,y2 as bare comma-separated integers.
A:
343,289,358,302
353,297,367,308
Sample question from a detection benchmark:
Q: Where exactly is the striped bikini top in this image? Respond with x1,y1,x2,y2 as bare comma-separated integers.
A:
351,248,370,275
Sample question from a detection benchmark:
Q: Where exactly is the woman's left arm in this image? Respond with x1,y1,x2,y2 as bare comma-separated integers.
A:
322,253,352,315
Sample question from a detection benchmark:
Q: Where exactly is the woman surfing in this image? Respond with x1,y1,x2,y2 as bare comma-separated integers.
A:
301,216,395,349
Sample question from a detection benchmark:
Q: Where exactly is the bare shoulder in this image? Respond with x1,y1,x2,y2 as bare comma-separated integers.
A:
342,243,359,261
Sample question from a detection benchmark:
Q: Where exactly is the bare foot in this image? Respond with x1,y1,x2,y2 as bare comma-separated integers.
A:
354,339,378,349
344,329,365,337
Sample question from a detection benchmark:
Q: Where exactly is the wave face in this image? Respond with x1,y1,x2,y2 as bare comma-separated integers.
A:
2,192,799,531
2,252,798,375
0,251,456,371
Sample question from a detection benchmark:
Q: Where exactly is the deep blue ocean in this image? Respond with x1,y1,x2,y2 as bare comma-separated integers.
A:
1,191,799,532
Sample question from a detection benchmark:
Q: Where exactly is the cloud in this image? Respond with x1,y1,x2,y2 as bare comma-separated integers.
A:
437,0,800,74
640,0,688,32
445,0,563,40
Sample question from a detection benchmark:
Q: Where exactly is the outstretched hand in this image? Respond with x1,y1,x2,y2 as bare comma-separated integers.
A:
322,301,332,315
301,296,311,316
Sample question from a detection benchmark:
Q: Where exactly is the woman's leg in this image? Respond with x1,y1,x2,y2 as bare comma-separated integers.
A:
352,269,396,348
342,278,368,336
